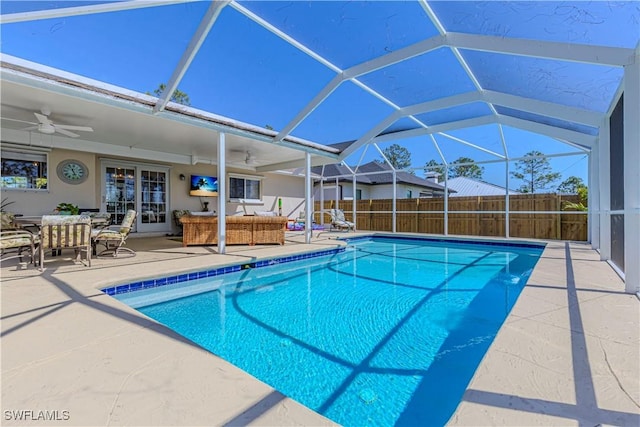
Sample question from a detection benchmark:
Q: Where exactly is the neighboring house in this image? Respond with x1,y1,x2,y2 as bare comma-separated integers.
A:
445,177,519,197
312,161,451,200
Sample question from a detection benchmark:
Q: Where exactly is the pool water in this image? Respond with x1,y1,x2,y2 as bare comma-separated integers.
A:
118,236,543,426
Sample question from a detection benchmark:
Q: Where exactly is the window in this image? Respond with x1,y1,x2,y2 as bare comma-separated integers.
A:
1,148,48,190
229,175,262,201
407,189,413,198
355,189,362,200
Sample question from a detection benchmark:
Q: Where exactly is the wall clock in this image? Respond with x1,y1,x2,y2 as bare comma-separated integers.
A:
57,159,89,185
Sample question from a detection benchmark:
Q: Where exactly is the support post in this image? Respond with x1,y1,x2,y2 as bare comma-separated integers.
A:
599,117,611,261
505,159,510,238
305,153,312,244
623,56,640,293
444,165,449,235
352,174,357,231
589,149,600,249
217,132,226,254
392,170,397,233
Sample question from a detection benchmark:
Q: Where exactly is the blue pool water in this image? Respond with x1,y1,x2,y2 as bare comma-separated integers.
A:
114,236,543,426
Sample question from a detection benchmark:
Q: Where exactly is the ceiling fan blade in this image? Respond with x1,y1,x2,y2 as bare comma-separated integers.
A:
34,112,50,124
21,125,39,131
56,124,93,132
55,127,80,138
2,117,38,125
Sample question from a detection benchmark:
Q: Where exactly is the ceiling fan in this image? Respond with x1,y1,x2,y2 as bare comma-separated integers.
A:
21,107,94,138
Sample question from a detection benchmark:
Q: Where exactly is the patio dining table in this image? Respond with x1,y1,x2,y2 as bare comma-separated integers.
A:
14,215,110,256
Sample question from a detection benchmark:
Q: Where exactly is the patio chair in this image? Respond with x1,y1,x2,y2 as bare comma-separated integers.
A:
39,215,92,270
329,209,355,232
172,209,191,236
1,229,38,266
92,210,137,257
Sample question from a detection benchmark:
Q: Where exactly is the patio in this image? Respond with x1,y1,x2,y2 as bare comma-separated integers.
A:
1,233,637,426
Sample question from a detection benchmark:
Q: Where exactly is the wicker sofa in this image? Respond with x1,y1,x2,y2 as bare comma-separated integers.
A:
180,215,287,247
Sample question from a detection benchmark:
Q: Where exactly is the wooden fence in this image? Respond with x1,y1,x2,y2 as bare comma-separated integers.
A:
314,193,588,241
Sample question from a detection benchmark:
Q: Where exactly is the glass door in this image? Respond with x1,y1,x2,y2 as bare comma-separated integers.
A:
139,168,169,232
103,164,136,229
101,161,171,233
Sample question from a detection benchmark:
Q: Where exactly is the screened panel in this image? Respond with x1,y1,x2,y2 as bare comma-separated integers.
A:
380,117,422,136
1,3,208,93
180,7,336,132
430,1,640,48
292,81,395,145
415,102,493,126
501,126,586,158
434,124,505,161
433,132,503,164
460,50,623,112
239,1,439,69
358,48,476,107
495,106,599,136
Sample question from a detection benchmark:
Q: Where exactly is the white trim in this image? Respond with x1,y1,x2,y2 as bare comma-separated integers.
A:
0,0,199,24
445,32,634,67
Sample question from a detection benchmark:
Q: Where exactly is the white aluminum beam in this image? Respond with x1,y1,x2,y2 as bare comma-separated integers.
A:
217,132,226,254
401,91,481,117
437,132,505,159
446,32,635,67
373,116,495,143
273,74,344,143
0,0,198,24
343,34,446,79
339,111,401,159
305,152,312,244
483,90,603,127
498,115,596,148
153,1,229,114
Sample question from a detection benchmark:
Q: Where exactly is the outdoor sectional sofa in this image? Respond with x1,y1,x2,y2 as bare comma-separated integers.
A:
180,214,287,247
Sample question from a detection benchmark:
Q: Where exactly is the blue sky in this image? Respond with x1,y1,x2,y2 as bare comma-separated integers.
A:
2,0,629,190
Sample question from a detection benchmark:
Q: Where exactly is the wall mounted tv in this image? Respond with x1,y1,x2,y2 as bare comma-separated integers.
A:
190,175,218,197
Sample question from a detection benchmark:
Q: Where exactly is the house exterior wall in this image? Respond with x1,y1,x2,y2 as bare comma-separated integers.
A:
314,182,433,201
2,146,307,234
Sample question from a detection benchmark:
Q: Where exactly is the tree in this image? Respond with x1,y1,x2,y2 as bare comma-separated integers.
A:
557,176,585,194
511,150,561,193
148,83,191,106
379,144,412,170
424,159,445,178
449,156,484,179
558,176,588,211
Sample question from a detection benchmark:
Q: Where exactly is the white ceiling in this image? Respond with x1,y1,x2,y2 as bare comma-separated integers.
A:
0,67,338,171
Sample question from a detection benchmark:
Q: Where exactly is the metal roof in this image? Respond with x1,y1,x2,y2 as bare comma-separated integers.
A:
312,161,448,192
446,176,519,197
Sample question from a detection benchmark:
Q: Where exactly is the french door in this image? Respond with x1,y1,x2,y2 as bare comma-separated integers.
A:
101,160,170,233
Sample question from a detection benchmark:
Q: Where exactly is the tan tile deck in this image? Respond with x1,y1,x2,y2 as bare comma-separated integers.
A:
1,232,638,426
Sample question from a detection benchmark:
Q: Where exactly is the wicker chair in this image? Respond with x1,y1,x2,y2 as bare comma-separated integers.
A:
39,215,92,270
91,210,137,257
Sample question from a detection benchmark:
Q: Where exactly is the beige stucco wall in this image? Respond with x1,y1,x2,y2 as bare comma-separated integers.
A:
2,147,308,233
2,148,99,216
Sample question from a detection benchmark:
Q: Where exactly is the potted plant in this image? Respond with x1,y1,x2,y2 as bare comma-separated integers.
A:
56,203,79,215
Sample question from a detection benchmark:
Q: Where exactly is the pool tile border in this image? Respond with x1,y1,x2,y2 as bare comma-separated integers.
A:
345,233,546,249
102,247,344,296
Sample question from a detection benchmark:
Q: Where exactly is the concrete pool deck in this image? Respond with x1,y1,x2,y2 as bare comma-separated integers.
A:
1,233,638,426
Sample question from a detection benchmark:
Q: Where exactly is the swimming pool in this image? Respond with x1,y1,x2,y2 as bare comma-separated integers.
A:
111,236,544,426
